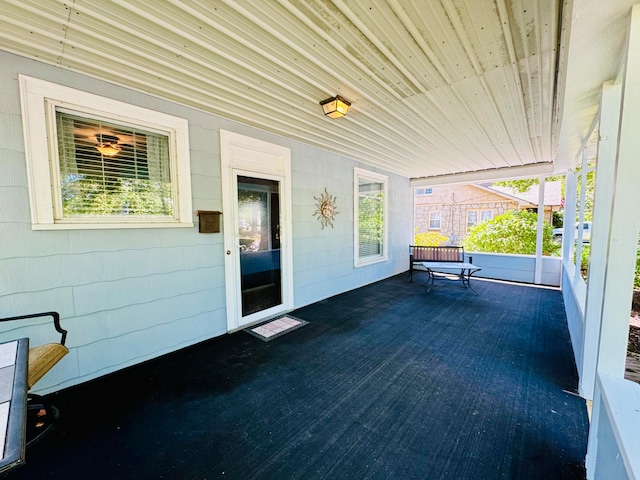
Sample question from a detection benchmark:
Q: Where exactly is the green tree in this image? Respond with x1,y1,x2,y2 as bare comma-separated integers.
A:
576,167,596,221
462,210,560,256
493,178,538,193
358,193,384,256
636,240,640,288
493,176,564,194
62,176,173,217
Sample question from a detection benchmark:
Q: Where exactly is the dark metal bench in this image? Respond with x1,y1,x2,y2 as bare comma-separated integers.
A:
410,245,466,281
409,245,481,294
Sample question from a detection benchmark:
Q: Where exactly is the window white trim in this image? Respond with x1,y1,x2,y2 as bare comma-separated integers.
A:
19,75,193,229
354,167,388,267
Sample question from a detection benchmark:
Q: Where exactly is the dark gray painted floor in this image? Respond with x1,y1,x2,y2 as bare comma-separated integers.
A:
13,274,588,479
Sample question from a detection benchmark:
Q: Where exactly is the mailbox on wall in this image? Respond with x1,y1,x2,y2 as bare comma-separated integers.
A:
197,211,222,233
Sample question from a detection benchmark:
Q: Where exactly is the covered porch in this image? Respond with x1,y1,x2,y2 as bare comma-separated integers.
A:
1,1,640,479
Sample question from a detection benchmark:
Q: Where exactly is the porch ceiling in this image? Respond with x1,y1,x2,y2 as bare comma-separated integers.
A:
0,1,634,181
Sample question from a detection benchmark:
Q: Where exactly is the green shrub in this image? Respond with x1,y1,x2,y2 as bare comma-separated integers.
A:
414,231,449,246
575,244,590,280
462,210,560,256
636,244,640,288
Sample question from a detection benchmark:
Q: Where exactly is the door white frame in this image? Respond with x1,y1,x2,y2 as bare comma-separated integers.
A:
220,130,293,332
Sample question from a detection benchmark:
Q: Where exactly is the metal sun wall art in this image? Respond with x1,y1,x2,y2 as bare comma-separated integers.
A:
313,188,339,229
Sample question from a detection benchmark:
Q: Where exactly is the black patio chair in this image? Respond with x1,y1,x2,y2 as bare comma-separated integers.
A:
0,312,68,446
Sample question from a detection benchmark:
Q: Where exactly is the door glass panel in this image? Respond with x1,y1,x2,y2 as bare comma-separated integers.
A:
237,176,282,316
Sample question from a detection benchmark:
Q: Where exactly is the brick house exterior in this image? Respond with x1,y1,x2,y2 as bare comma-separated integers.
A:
414,182,562,245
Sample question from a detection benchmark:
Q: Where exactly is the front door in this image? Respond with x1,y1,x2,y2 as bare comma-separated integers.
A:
237,175,282,317
220,130,293,331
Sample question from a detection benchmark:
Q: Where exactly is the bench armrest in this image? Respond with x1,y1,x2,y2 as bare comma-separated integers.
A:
0,312,67,346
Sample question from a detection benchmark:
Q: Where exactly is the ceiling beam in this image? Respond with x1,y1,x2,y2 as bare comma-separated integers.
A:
410,162,555,187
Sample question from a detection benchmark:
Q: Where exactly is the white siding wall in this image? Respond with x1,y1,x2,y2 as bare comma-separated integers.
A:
0,51,412,394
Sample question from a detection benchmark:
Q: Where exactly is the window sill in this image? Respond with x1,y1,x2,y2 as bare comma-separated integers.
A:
31,222,194,231
355,256,388,268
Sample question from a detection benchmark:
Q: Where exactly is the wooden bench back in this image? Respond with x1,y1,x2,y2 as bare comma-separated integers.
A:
410,245,464,262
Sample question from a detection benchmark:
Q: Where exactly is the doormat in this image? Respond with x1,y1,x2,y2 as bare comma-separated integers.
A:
245,315,308,342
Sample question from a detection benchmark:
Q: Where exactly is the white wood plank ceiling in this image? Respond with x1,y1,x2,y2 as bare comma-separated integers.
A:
0,0,634,181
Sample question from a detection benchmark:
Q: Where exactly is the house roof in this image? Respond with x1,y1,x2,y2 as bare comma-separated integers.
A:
488,180,564,207
0,1,635,181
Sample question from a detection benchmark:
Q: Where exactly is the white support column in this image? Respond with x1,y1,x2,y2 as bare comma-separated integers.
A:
587,6,640,479
580,82,622,400
596,21,640,381
534,176,545,284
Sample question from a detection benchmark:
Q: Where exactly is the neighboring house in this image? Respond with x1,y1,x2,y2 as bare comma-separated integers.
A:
414,184,521,245
489,181,564,225
414,181,563,244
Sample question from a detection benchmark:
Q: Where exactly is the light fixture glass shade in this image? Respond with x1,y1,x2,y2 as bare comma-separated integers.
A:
320,95,351,118
95,143,121,156
95,133,121,156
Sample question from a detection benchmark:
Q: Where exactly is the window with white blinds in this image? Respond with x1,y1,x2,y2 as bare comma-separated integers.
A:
467,210,479,229
429,211,442,229
354,168,388,266
55,109,173,219
18,75,193,229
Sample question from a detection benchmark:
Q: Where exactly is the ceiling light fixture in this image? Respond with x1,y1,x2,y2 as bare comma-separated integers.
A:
95,134,121,157
319,95,351,119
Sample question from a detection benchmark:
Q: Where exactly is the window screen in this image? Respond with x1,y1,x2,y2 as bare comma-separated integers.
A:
55,109,173,218
467,210,478,228
429,211,441,229
358,178,384,259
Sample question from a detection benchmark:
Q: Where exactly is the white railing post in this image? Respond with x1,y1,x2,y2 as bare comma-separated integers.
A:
534,176,545,284
562,171,577,265
580,81,622,400
575,150,589,268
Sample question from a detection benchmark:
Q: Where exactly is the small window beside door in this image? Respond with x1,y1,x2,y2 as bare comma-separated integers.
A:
355,168,388,267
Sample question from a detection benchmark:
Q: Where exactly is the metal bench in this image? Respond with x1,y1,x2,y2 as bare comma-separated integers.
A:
409,245,482,294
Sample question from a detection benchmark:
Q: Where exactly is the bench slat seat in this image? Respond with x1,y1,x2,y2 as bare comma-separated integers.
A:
27,343,69,389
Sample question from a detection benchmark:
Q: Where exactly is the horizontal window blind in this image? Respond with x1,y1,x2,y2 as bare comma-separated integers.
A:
55,110,173,218
429,211,441,229
358,180,384,258
467,210,478,228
